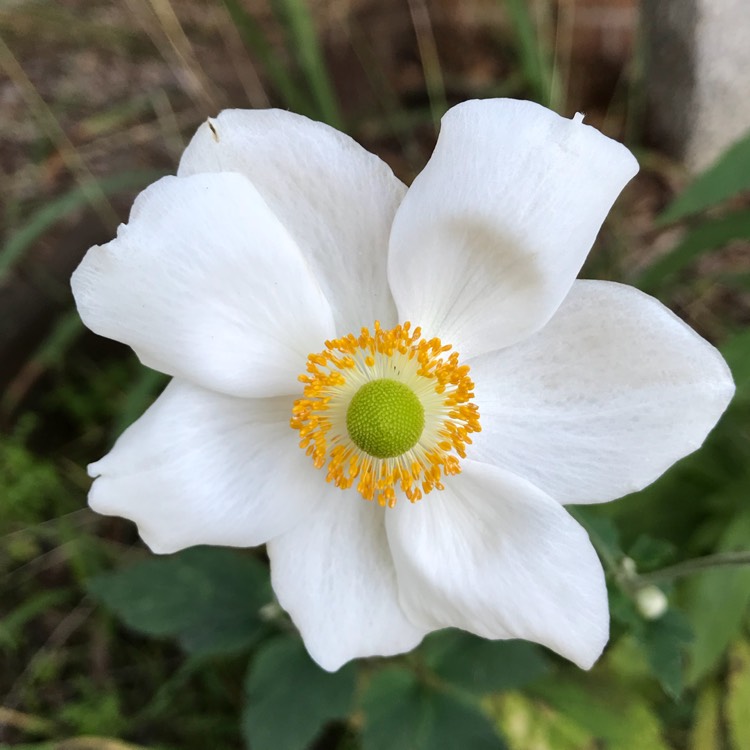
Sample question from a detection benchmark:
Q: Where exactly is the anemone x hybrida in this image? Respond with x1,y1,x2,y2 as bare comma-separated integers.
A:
72,99,734,671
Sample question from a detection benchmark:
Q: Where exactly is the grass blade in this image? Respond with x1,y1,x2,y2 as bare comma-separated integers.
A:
658,130,750,225
221,0,314,115
634,211,750,292
408,0,447,130
501,0,555,106
0,170,165,282
271,0,342,127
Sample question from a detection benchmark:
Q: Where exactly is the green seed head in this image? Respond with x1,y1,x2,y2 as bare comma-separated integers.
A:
346,379,425,459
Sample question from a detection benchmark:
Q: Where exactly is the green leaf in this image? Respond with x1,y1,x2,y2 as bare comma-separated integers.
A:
727,641,750,750
88,558,200,637
241,635,355,750
429,689,508,750
658,129,750,223
88,547,272,655
637,609,693,698
361,667,428,750
362,666,506,750
635,212,750,292
176,549,272,656
605,407,748,554
609,588,643,630
685,511,750,684
423,630,549,694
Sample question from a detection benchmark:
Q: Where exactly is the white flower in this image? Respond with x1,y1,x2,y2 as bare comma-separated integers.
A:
71,99,734,672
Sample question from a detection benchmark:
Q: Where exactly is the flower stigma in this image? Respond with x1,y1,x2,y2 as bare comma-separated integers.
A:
346,379,425,458
291,322,481,507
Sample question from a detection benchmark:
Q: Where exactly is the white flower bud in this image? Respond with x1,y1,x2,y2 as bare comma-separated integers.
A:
636,585,668,620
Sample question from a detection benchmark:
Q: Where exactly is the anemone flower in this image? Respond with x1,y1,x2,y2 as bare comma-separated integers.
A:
72,99,734,672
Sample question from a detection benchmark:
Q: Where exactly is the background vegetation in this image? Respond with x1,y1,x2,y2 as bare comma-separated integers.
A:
1,0,749,748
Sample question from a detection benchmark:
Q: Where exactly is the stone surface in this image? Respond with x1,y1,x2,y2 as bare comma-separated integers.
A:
643,0,750,173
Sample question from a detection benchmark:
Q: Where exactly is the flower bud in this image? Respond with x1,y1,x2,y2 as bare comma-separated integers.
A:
636,585,668,620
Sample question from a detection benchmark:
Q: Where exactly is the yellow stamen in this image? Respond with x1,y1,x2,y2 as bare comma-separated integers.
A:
290,322,481,507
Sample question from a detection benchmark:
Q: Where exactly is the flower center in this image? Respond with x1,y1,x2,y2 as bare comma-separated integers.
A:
291,321,481,507
346,379,425,458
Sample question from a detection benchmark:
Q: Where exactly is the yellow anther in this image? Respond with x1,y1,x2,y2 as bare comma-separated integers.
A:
290,322,481,506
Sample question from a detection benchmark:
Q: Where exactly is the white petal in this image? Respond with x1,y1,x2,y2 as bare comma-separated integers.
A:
88,380,325,553
388,99,638,357
469,280,735,504
178,109,406,333
72,172,335,398
386,460,608,669
267,496,426,672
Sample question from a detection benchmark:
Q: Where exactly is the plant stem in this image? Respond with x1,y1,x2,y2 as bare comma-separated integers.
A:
638,551,750,584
